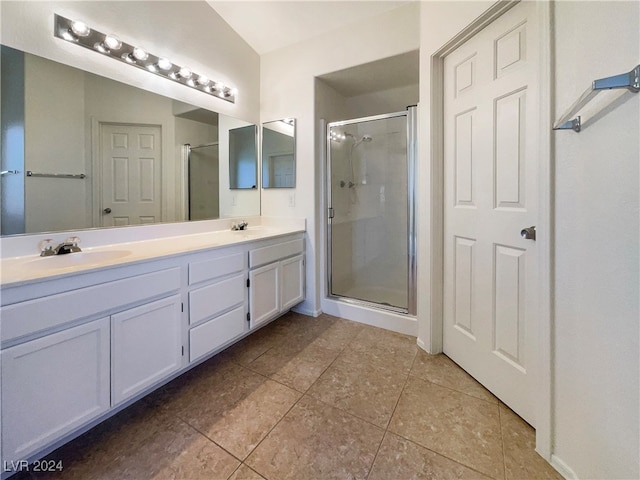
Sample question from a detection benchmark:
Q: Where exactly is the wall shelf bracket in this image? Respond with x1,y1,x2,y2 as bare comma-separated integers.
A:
553,64,639,132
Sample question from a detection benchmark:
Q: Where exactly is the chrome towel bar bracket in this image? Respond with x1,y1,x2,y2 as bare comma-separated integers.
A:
553,64,640,133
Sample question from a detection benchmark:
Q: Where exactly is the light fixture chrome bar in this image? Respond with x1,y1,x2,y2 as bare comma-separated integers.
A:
26,171,86,179
553,64,639,132
53,14,236,103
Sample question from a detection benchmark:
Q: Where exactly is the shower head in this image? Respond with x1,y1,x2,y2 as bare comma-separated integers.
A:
353,134,373,148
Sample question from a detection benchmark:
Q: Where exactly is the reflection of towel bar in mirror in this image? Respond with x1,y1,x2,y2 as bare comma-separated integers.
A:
26,171,86,179
553,64,640,132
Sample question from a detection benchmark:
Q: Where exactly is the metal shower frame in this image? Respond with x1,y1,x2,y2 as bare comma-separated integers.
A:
326,106,418,315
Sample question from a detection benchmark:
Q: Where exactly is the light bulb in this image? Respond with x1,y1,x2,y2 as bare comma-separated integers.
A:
71,21,90,37
178,67,192,79
186,78,195,87
132,47,148,61
104,35,122,50
157,57,172,71
230,88,238,97
196,74,210,86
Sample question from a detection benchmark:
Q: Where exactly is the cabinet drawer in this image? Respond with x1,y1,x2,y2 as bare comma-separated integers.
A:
1,267,181,344
249,239,304,268
189,274,245,325
189,306,245,362
189,252,244,285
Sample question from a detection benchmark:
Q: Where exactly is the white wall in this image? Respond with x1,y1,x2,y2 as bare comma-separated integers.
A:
0,1,259,128
260,2,420,316
552,2,639,478
418,1,639,478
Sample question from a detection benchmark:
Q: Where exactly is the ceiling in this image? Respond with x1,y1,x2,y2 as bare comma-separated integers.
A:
207,1,411,55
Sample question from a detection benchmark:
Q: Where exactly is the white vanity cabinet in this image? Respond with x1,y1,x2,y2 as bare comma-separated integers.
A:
1,318,111,465
0,227,305,474
187,250,247,362
249,238,305,329
0,266,182,467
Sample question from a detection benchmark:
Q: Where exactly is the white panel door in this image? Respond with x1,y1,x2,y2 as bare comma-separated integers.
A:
111,295,182,405
443,2,539,425
1,318,110,464
101,124,162,227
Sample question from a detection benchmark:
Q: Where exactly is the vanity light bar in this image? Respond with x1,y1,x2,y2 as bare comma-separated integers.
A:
53,14,237,103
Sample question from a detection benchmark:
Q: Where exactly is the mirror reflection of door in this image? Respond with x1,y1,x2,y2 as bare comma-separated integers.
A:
100,123,162,227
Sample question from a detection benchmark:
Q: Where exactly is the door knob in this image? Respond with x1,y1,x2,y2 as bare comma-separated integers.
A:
103,208,112,214
520,226,536,240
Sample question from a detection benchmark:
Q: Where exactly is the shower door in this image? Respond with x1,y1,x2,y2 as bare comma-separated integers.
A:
188,143,219,221
327,108,416,314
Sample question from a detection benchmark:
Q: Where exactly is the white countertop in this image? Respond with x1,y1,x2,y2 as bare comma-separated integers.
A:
1,220,305,288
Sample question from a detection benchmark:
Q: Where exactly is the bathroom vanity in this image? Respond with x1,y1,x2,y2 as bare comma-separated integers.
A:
0,219,305,474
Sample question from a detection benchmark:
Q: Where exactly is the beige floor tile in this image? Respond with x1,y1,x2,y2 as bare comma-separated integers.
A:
178,365,301,460
248,341,341,392
34,407,239,480
307,350,409,427
410,351,498,403
389,376,505,479
500,405,564,480
348,325,418,372
220,322,287,366
246,395,384,480
228,464,266,480
369,432,493,480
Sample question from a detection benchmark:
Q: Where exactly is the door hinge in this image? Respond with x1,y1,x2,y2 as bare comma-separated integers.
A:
328,207,335,219
181,346,184,356
246,312,251,322
181,302,184,312
246,278,250,288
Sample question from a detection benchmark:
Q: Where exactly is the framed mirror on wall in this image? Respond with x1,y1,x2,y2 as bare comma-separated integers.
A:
229,124,258,189
0,45,260,237
262,118,296,188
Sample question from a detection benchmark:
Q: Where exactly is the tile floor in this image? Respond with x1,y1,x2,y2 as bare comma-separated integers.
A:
24,312,563,480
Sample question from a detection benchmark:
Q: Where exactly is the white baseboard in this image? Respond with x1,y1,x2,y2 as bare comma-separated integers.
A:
292,305,322,317
551,454,578,480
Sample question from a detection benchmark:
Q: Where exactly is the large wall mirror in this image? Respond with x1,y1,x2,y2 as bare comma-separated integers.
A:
0,45,260,237
262,118,296,188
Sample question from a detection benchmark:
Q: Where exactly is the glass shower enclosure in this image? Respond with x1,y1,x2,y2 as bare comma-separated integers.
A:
187,143,219,221
327,107,417,314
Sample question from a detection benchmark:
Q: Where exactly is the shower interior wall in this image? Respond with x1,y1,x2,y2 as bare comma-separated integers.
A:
317,78,417,308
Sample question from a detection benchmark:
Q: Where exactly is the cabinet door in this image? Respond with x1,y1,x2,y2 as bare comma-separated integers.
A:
281,255,305,311
112,295,182,405
249,262,279,329
1,318,110,464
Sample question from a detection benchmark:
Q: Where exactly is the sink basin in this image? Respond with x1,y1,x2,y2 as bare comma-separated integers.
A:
23,250,132,272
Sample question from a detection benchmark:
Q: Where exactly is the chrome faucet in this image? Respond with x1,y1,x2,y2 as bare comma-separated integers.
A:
231,220,249,231
39,236,82,256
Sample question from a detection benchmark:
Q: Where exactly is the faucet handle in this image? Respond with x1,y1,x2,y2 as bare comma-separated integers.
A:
38,239,54,256
65,236,80,247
